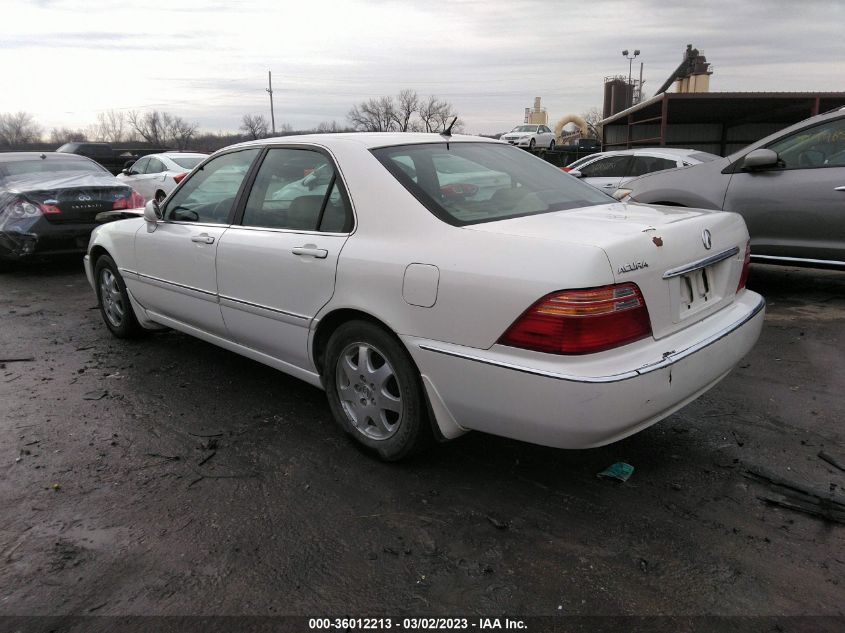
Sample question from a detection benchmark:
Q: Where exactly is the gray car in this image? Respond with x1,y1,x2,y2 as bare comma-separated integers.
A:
617,108,845,269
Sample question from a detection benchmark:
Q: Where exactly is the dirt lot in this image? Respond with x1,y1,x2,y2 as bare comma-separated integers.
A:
0,260,843,627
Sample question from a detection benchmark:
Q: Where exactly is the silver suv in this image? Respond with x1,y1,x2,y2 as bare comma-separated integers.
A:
619,108,845,269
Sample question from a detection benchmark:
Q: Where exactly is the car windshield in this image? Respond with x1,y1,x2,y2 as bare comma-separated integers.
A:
0,159,106,183
372,142,610,226
511,126,538,133
171,156,204,169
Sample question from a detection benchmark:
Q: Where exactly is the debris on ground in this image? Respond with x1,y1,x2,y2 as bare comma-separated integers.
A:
486,516,509,530
818,450,845,474
745,467,845,525
82,390,108,401
597,462,635,482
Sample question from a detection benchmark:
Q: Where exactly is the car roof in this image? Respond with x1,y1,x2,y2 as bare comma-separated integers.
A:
156,152,208,159
224,132,500,152
586,148,704,159
0,151,97,163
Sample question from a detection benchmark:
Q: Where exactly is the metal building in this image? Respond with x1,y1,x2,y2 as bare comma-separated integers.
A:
600,92,845,156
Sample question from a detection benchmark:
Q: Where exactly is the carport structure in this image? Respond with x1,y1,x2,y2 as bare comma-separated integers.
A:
601,92,845,156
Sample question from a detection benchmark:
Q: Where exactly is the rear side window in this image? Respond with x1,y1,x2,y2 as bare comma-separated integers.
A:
578,155,632,178
372,142,609,226
628,156,677,177
240,148,352,232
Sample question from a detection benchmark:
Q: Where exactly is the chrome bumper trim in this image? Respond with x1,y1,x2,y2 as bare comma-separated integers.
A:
751,254,845,267
662,246,739,279
418,296,765,384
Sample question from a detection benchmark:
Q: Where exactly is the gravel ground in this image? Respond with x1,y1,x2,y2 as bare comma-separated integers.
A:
0,260,843,626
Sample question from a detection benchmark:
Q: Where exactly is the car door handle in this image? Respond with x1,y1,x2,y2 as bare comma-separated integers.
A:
191,234,215,244
292,245,328,259
835,186,845,192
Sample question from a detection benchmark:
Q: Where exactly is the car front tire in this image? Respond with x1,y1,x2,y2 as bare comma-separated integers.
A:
324,320,431,461
528,138,536,150
94,254,146,339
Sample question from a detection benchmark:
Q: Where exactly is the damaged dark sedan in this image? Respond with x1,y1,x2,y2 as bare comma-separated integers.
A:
0,152,144,268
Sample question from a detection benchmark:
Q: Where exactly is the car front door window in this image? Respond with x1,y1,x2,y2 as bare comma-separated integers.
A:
767,118,845,169
131,157,149,175
164,149,260,224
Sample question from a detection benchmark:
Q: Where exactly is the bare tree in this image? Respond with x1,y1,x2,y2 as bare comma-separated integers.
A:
128,110,167,145
582,107,604,139
418,96,461,133
49,127,86,144
0,111,43,146
391,89,419,132
96,110,126,143
240,113,269,139
128,110,198,148
166,115,199,149
348,96,397,132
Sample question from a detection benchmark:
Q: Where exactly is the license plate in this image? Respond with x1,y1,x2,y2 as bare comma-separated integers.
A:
678,267,712,315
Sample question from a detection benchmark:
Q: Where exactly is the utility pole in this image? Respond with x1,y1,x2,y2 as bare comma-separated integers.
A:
266,70,276,136
622,49,640,107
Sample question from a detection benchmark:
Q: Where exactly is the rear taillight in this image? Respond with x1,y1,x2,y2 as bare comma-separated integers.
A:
113,190,145,210
562,167,572,172
173,172,188,184
736,241,751,292
39,203,61,215
1,198,43,218
498,283,653,355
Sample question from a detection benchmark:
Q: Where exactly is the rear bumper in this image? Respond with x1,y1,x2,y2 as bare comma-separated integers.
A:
0,220,96,261
404,291,765,449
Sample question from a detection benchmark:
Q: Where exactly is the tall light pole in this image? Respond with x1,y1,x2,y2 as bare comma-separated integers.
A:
266,70,276,136
622,49,640,106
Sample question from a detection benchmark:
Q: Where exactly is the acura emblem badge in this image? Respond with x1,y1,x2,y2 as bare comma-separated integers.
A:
702,229,712,250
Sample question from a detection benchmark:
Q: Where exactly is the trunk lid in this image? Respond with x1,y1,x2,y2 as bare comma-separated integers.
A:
466,202,749,339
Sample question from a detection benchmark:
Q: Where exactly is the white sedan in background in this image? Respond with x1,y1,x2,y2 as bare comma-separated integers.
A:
565,148,720,193
85,133,763,460
116,152,207,203
500,124,556,150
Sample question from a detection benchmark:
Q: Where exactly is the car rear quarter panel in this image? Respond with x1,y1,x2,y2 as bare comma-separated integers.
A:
321,142,616,350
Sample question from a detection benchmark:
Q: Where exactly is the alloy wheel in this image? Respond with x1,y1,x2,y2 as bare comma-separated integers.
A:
335,342,403,440
99,268,125,328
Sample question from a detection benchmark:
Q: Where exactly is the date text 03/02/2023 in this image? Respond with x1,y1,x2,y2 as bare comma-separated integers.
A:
308,617,528,630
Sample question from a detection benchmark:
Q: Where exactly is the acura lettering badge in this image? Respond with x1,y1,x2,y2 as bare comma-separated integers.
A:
701,229,712,250
78,194,92,202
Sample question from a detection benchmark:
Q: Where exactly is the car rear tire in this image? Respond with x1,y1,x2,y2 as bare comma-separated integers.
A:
94,254,146,339
324,320,431,461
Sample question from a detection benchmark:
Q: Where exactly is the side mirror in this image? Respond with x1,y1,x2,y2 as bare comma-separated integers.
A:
742,149,779,170
121,168,130,175
143,200,162,223
568,170,583,178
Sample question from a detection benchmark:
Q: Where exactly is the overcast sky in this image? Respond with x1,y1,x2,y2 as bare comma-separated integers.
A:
1,0,842,135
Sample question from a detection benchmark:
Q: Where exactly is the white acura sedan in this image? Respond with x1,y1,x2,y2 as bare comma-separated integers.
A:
84,133,764,460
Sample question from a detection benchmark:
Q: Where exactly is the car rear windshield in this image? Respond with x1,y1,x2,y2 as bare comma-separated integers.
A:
0,158,107,183
371,142,610,225
171,156,204,169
